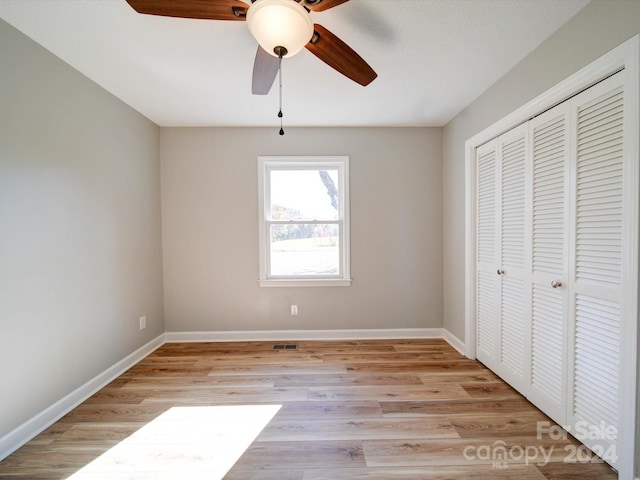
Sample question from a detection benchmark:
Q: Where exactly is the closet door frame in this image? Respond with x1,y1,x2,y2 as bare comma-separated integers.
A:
464,35,639,479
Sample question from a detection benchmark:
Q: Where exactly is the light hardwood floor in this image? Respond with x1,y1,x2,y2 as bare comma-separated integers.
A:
0,339,618,479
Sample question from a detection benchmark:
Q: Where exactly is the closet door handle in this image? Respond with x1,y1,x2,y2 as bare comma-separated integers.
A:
551,280,563,289
497,269,505,276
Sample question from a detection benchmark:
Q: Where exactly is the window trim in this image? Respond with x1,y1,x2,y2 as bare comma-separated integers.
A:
258,155,351,287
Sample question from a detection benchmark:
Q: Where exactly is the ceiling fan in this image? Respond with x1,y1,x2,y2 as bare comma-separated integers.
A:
125,0,378,95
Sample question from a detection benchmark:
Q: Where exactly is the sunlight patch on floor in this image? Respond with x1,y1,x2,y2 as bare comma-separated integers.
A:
66,404,281,480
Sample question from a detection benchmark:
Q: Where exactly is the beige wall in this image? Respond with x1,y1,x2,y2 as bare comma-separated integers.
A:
442,0,640,341
0,19,164,437
161,127,443,333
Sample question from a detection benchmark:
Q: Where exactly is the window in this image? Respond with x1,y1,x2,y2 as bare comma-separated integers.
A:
258,156,351,286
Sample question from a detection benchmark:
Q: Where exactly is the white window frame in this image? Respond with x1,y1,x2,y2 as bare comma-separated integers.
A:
258,155,351,287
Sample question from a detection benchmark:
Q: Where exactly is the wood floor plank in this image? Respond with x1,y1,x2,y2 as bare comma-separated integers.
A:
121,375,276,388
418,370,501,383
274,401,382,419
152,341,276,354
0,340,617,479
308,384,471,402
51,423,144,445
322,352,466,363
58,403,173,423
224,469,304,480
303,464,548,479
138,386,309,404
450,412,551,438
0,445,109,473
196,354,324,365
273,373,424,387
345,361,486,373
392,342,461,352
24,422,74,446
257,417,459,441
230,440,366,469
206,363,348,376
536,461,618,479
460,381,523,399
0,474,73,480
120,365,213,377
380,397,541,417
296,345,398,354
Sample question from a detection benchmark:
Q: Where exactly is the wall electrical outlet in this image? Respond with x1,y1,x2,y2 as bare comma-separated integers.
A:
139,315,147,330
290,305,298,316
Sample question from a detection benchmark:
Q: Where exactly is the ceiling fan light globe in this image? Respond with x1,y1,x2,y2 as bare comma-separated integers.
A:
247,0,313,58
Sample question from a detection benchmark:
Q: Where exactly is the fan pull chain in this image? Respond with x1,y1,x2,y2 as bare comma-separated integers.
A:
278,54,284,136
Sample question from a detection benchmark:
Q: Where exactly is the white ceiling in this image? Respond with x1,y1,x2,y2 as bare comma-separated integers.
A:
0,0,589,127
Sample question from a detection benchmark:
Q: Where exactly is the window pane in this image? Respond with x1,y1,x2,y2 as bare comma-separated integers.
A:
270,223,339,276
270,169,339,221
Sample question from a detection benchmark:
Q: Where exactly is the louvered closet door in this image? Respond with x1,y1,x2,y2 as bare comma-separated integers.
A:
495,125,529,393
526,102,570,424
475,139,500,372
567,71,625,467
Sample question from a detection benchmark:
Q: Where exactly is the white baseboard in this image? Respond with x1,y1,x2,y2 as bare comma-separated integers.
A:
442,329,466,356
0,334,165,462
164,328,446,343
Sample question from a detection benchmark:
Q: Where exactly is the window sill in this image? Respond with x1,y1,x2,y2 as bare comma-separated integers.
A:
259,278,352,287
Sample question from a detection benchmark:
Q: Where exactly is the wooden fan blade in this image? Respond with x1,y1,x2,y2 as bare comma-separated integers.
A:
252,46,279,95
125,0,248,21
305,24,377,86
304,0,350,12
